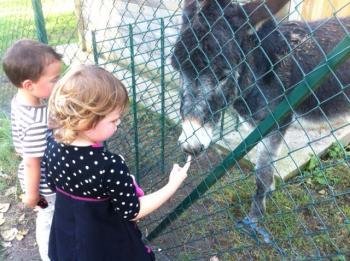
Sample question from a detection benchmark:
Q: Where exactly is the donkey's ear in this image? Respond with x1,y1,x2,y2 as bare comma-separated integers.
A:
182,0,208,24
243,0,290,27
183,0,207,9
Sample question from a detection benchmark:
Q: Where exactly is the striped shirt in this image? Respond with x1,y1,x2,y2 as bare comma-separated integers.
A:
11,95,54,195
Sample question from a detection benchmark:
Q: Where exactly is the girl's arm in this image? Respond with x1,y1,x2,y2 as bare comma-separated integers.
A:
132,157,191,220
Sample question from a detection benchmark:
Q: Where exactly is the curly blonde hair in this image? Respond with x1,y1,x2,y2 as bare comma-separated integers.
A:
48,64,129,144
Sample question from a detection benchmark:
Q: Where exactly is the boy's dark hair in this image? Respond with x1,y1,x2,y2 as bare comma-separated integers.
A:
2,39,62,87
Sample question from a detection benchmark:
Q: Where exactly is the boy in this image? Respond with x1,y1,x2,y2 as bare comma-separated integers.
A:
2,39,62,261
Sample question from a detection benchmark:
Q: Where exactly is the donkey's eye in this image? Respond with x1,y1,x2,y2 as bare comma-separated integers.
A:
218,75,228,83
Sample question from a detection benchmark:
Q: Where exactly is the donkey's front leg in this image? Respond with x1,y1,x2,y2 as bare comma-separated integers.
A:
248,131,285,222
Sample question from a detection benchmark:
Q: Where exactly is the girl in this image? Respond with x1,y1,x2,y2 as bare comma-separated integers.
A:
43,65,191,261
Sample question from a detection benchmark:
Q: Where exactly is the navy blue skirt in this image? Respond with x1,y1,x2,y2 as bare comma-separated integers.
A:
49,190,155,261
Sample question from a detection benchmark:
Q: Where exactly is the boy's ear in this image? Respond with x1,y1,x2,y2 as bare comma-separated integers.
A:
21,79,34,90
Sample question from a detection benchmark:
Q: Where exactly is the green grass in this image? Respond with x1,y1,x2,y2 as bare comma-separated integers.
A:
0,12,78,55
0,113,19,190
160,143,350,260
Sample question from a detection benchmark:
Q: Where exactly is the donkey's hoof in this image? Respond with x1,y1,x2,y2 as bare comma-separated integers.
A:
236,217,271,244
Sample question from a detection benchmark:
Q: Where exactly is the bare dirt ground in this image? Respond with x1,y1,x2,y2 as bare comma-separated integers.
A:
0,187,41,261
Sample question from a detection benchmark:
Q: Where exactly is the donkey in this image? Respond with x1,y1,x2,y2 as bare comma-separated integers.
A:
172,0,350,228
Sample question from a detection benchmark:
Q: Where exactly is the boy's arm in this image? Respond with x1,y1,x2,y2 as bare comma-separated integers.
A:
22,157,41,207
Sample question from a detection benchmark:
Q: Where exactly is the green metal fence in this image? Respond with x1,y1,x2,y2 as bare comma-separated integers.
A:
1,0,350,260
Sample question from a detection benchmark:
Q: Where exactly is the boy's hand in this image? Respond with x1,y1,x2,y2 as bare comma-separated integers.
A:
168,156,192,187
21,193,40,208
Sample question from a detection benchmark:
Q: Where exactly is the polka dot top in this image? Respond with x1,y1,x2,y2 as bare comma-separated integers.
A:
43,137,140,220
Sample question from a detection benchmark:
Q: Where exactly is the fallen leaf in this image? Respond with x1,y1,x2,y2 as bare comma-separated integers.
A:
5,186,16,196
0,203,10,213
16,228,29,241
18,228,29,236
318,189,326,195
1,228,18,241
0,241,12,248
0,213,5,226
18,213,25,224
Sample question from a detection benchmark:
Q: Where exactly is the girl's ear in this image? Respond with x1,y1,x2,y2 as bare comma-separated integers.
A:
78,118,93,131
21,79,34,90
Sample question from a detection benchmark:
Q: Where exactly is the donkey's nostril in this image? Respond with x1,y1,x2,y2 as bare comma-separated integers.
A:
181,143,203,156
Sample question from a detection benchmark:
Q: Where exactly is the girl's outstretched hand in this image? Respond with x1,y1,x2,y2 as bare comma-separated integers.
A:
168,156,192,187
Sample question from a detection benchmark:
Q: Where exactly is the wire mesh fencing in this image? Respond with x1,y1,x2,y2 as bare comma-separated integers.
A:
1,0,350,260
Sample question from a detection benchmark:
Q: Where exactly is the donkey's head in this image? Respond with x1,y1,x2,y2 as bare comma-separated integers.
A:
172,0,289,155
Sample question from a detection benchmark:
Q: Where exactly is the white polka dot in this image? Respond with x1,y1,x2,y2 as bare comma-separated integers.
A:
110,169,115,173
116,181,120,185
113,199,117,202
89,151,93,155
104,156,108,160
72,160,76,164
83,192,87,195
67,177,71,180
57,162,60,166
62,170,66,174
73,172,77,176
54,166,57,170
110,189,115,192
85,180,89,183
70,188,73,192
122,202,125,205
120,171,124,174
93,188,97,191
124,211,128,214
130,203,133,206
92,175,96,179
112,159,116,163
53,153,56,157
62,156,65,160
85,166,89,170
119,192,123,195
65,163,69,167
80,156,84,160
65,150,69,154
94,161,98,165
126,193,130,197
74,147,78,151
78,170,82,173
124,183,128,186
107,179,111,182
75,184,79,188
55,178,59,181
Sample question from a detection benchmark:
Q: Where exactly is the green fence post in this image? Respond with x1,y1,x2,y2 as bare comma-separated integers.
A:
160,18,165,176
31,0,48,44
146,36,350,241
91,31,99,65
129,24,140,183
